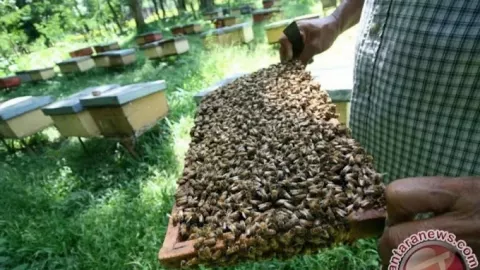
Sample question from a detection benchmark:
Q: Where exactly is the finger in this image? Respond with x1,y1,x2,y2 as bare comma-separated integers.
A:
279,35,293,62
298,47,315,65
385,177,460,226
378,215,459,267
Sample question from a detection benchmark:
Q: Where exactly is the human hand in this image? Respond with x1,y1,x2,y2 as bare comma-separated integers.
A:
378,177,480,268
279,16,341,64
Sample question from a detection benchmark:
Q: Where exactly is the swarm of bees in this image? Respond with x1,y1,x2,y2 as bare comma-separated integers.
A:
173,62,385,267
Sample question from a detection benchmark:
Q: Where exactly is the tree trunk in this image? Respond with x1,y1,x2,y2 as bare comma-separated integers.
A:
189,0,197,18
107,0,125,34
151,0,160,19
158,0,166,18
129,0,146,32
199,0,214,10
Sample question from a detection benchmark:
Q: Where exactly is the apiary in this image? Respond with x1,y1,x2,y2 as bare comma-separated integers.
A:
252,8,281,23
15,71,32,83
79,80,168,138
140,37,189,59
159,62,386,267
94,42,121,53
214,16,240,29
0,96,55,139
41,85,120,137
265,14,320,44
201,23,254,49
27,67,56,81
171,25,185,35
0,76,21,90
136,31,163,46
183,23,203,34
69,47,94,58
57,56,96,73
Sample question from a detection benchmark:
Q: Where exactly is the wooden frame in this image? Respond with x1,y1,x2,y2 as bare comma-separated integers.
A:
159,205,386,267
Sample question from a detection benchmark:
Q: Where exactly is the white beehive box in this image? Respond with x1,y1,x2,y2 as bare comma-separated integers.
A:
140,37,189,59
57,56,96,73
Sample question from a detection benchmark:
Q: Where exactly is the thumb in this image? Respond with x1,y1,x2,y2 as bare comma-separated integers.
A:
279,35,293,63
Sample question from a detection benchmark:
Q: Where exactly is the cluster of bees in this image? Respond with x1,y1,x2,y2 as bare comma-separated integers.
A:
172,62,386,267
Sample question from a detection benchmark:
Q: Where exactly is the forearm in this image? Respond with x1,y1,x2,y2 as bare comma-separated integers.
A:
330,0,365,34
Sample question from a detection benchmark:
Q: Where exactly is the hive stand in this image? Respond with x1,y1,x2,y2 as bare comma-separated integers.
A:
93,49,137,68
94,42,121,54
25,67,56,82
15,71,33,83
213,16,240,29
183,23,203,34
252,8,281,23
140,37,189,60
159,205,386,267
69,47,94,58
0,76,21,91
136,32,163,46
193,68,353,126
265,14,320,44
201,23,254,49
0,96,55,152
79,80,168,157
57,56,96,74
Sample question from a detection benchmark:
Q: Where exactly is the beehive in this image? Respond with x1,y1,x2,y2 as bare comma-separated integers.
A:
0,96,55,139
57,56,96,73
203,9,223,20
79,80,168,137
69,47,94,58
0,76,21,90
183,23,203,34
214,16,239,28
27,67,56,81
201,23,254,49
94,42,121,53
263,0,274,8
140,37,189,59
252,8,281,23
265,14,320,44
15,71,32,83
171,25,185,36
41,85,119,137
230,8,242,16
136,31,163,46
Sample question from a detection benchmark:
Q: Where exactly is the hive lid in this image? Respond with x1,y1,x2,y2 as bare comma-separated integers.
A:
57,56,92,64
140,37,187,49
200,22,251,37
0,96,55,121
95,48,136,57
80,80,167,107
41,84,120,115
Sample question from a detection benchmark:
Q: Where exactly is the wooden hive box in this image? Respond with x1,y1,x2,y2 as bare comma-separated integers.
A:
201,23,254,49
203,9,223,20
183,23,203,34
106,49,137,67
136,31,163,46
57,56,96,73
140,37,189,59
0,96,55,139
41,85,120,137
263,0,275,8
213,16,240,29
265,14,320,44
0,76,21,90
27,67,56,81
69,47,94,58
94,42,121,53
15,71,33,83
79,80,168,138
230,8,242,16
171,25,185,36
252,8,281,23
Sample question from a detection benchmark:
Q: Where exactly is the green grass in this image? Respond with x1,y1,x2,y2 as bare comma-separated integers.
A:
0,1,381,269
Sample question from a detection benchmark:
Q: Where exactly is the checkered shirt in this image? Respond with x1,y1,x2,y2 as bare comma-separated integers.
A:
350,0,480,182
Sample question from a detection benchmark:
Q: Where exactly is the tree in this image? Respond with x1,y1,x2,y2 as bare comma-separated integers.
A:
106,0,125,34
158,0,166,18
129,0,146,31
199,0,214,10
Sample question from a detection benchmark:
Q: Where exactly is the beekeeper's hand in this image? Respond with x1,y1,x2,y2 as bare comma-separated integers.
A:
378,177,480,268
279,16,340,64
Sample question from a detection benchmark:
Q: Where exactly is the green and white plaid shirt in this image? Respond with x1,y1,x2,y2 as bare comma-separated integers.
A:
350,0,480,182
